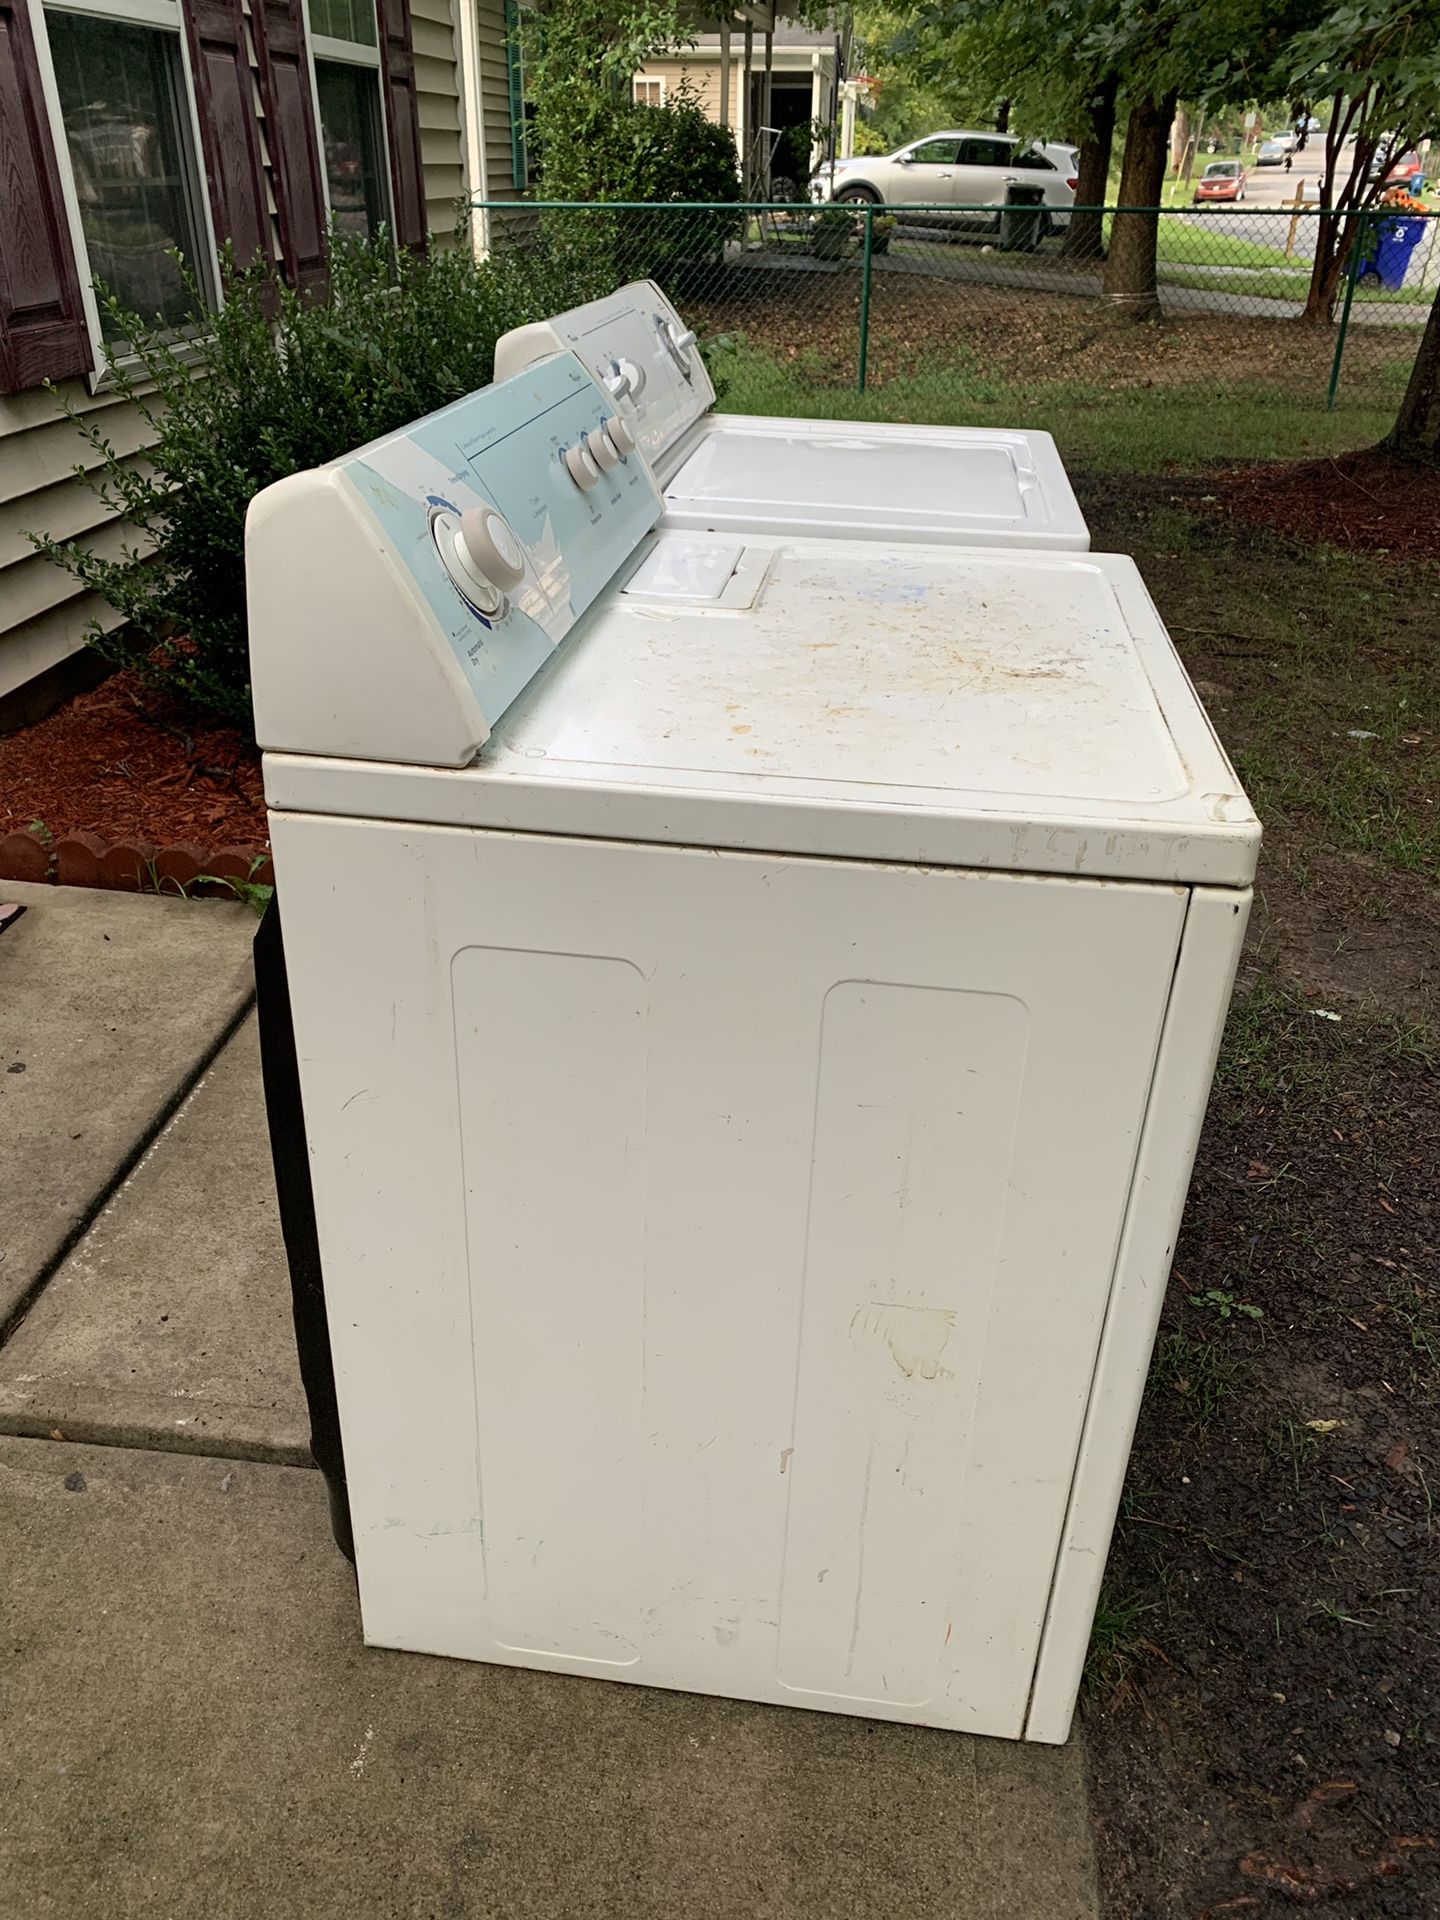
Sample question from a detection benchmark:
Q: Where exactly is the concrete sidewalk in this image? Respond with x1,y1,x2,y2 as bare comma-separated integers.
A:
0,881,255,1331
0,889,1102,1919
1,1437,1098,1920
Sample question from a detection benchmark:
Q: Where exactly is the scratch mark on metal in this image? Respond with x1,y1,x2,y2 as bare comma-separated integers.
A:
846,1440,878,1678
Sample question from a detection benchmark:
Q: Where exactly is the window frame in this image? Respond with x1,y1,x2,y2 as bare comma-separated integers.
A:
633,74,665,108
956,136,1016,170
904,138,961,168
27,0,222,390
303,0,395,242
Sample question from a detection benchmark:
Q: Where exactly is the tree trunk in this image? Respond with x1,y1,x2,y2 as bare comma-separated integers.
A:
1062,71,1117,265
995,97,1010,133
1385,277,1440,462
1170,104,1190,177
1102,92,1177,321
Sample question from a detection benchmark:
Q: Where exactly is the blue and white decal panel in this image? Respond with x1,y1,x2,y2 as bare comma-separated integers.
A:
345,352,661,735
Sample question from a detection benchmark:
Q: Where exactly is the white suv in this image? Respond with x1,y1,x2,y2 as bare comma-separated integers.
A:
812,131,1078,237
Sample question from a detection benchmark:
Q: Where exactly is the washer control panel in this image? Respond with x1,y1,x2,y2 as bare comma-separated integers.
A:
493,281,717,469
340,352,663,737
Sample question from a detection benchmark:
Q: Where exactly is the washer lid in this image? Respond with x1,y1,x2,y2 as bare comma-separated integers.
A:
665,418,1089,548
267,537,1259,886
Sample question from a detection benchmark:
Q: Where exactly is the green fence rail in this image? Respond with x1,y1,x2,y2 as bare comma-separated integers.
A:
474,199,1438,463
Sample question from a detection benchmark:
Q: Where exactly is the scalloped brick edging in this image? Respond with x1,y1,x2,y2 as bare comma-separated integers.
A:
0,826,271,898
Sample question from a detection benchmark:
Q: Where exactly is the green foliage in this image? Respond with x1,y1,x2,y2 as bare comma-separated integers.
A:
1190,1289,1265,1323
537,85,742,205
519,0,742,281
31,227,594,732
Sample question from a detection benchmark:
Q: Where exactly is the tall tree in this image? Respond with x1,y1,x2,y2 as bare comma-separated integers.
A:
1275,1,1440,322
1063,70,1118,263
1387,289,1440,461
1102,91,1177,317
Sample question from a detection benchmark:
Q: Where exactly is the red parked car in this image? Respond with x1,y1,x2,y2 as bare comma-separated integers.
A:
1193,160,1247,205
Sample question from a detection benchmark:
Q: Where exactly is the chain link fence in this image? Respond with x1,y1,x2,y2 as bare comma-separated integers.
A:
479,199,1437,464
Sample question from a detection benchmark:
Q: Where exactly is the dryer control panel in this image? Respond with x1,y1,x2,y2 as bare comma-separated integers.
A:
494,281,716,472
247,352,663,767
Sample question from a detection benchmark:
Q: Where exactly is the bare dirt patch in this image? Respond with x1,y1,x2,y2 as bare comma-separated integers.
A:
686,264,1420,394
1076,472,1440,1917
1215,447,1440,553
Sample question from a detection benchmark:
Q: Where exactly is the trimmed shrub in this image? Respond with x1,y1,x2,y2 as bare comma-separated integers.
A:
32,228,596,734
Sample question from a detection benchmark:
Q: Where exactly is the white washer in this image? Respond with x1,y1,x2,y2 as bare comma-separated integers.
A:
248,352,1257,1744
494,281,1089,550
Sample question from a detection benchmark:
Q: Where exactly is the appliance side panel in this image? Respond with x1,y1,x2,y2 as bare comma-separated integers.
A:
266,812,489,1655
453,946,646,1665
776,980,1029,1704
1024,885,1251,1743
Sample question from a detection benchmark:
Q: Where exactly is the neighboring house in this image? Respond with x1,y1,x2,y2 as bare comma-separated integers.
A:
0,0,522,721
634,12,843,195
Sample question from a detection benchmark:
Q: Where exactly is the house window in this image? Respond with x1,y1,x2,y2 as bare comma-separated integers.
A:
308,0,389,238
42,0,213,341
633,76,665,108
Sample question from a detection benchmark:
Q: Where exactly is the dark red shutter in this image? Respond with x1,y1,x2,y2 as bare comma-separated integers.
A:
181,0,271,276
251,0,330,296
377,0,427,253
0,0,92,391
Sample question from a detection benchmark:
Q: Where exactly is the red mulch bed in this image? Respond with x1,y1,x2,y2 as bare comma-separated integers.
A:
1214,447,1440,552
0,669,268,895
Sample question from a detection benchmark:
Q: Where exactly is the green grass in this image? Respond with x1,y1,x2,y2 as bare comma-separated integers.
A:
1085,1587,1158,1694
1161,264,1432,308
1153,216,1300,270
1148,1330,1240,1429
1214,976,1435,1108
707,340,1393,471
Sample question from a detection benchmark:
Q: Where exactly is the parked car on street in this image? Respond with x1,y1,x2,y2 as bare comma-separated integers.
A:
1193,160,1247,205
1386,151,1424,186
1255,139,1288,166
811,130,1077,237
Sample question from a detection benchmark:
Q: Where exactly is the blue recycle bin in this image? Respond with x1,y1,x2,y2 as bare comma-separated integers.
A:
1364,216,1426,290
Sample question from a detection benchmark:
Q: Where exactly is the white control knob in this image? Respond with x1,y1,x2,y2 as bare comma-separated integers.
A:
603,413,636,456
658,317,697,377
586,426,620,472
457,507,525,590
563,442,601,491
613,357,644,397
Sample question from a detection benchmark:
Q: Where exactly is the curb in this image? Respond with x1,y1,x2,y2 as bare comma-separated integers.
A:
0,826,272,896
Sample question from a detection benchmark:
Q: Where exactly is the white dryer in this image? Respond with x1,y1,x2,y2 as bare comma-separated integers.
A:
493,281,1089,550
248,351,1256,1744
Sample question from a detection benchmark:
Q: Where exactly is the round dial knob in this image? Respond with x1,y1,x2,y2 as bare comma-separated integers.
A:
563,441,601,491
610,357,644,398
457,507,525,590
658,317,697,376
603,413,636,457
433,506,523,616
586,425,620,472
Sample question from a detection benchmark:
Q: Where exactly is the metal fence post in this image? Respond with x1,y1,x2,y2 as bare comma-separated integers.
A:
857,204,873,393
1327,210,1366,412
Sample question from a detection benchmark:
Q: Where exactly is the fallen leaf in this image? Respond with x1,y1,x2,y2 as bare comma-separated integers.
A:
1385,1441,1411,1471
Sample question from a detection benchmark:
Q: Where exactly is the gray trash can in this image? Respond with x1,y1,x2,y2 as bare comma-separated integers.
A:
999,183,1047,252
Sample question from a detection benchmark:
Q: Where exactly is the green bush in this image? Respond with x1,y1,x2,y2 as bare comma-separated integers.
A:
535,88,744,290
32,228,595,733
